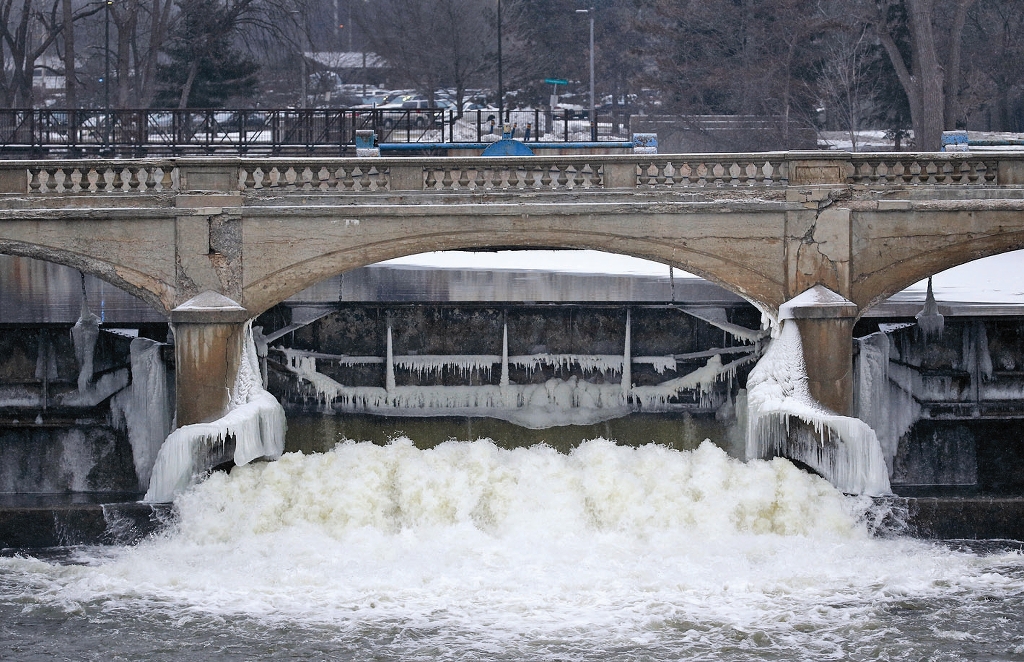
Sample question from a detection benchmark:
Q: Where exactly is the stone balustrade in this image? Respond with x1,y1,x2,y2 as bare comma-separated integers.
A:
1,152,1021,196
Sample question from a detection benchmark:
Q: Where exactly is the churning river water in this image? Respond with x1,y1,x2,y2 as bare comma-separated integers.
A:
2,439,1024,661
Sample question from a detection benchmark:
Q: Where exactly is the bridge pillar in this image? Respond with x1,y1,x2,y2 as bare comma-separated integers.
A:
779,285,859,416
169,292,250,427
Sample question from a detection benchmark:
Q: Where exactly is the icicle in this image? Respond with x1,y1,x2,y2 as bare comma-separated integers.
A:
113,337,173,490
915,276,944,339
71,273,101,393
622,308,632,399
500,322,510,387
385,319,396,393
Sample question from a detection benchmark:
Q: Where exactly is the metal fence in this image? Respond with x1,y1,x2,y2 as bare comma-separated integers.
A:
0,108,627,157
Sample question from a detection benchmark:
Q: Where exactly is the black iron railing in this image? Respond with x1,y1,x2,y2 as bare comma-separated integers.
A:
0,108,623,156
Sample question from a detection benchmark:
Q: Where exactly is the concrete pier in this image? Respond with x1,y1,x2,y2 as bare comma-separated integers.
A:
169,292,249,427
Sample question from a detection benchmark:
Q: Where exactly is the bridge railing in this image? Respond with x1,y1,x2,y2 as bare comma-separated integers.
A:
1,152,1021,195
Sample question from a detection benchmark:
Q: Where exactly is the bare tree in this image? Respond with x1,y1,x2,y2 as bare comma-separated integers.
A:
870,0,976,150
356,0,499,110
816,27,877,151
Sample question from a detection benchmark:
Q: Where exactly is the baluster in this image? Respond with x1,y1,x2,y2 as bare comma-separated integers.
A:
358,166,372,190
128,168,142,192
694,162,708,187
243,167,257,189
339,166,355,191
729,162,742,186
69,168,84,193
554,165,568,188
654,162,667,186
441,168,455,190
45,168,60,193
570,164,583,188
711,162,725,186
114,167,129,192
983,161,998,184
299,166,313,190
424,168,438,189
458,167,471,190
474,167,487,190
28,169,42,193
507,166,520,189
924,161,938,184
636,163,651,187
539,165,552,189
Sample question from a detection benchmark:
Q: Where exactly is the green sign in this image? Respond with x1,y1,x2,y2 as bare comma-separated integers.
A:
544,78,568,86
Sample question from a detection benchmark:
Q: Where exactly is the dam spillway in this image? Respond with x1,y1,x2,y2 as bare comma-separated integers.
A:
3,251,1024,659
2,251,1024,538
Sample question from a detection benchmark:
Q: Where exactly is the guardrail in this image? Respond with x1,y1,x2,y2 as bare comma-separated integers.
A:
0,108,624,157
1,152,1021,195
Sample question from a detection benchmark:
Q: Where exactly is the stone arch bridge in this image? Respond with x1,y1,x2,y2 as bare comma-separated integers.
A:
1,152,1023,426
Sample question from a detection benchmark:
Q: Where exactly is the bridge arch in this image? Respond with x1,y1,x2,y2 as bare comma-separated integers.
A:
241,229,785,318
0,241,173,317
855,231,1024,314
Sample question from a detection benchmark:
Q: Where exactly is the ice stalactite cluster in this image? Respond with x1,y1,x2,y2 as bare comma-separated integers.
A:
110,337,173,490
632,354,755,410
746,321,891,496
394,355,500,380
509,354,625,376
854,332,919,473
144,324,286,503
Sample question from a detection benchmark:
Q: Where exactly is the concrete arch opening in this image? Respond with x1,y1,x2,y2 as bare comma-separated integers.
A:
253,248,766,460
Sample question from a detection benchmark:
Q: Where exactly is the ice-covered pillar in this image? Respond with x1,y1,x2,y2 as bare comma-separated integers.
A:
778,285,859,416
169,291,250,427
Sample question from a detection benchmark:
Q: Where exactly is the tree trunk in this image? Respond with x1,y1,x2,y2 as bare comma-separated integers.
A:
906,0,944,150
178,59,199,109
62,0,76,108
942,0,975,130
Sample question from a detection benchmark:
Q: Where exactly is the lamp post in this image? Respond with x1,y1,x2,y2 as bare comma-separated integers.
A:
104,0,112,111
575,7,596,141
497,0,504,127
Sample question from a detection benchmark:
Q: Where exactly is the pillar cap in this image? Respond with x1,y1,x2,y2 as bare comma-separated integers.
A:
780,285,858,320
170,291,250,324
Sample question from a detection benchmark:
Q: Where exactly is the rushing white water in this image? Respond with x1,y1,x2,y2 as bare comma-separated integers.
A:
2,439,1022,660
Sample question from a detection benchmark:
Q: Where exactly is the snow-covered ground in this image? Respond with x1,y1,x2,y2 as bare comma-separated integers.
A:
382,249,1024,307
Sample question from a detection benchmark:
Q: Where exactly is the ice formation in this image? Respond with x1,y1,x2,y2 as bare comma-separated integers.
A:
854,331,919,473
110,338,173,490
632,354,755,410
915,277,944,339
71,296,101,392
145,324,286,502
746,321,891,496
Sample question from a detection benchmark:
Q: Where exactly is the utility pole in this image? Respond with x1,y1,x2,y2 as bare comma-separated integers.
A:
576,7,596,141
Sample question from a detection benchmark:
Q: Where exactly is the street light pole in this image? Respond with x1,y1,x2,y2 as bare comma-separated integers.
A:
104,0,112,111
497,0,503,127
575,7,596,141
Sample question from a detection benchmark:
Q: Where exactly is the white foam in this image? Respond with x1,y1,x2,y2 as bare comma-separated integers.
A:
3,438,1019,658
